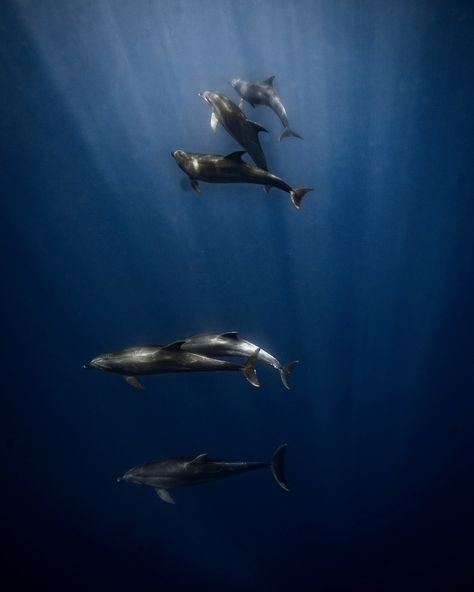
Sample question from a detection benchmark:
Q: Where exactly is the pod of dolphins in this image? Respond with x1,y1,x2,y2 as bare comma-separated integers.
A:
85,76,310,504
173,76,312,209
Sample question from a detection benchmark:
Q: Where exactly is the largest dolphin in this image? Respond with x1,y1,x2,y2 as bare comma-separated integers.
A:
178,331,298,389
230,75,302,141
84,343,260,389
198,90,269,170
172,149,312,209
118,443,289,504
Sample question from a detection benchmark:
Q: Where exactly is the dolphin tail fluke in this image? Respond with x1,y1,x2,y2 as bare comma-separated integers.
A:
279,127,303,141
271,443,289,491
290,187,313,209
242,348,260,388
279,361,299,390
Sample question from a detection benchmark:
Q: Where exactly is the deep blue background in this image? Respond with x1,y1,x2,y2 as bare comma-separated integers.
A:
2,1,474,590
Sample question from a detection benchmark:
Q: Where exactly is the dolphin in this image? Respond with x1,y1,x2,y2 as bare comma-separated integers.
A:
178,331,298,389
84,342,260,389
118,443,289,504
198,90,269,170
230,76,302,142
171,149,312,209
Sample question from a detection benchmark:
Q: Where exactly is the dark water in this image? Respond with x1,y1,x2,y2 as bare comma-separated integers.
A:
2,1,474,590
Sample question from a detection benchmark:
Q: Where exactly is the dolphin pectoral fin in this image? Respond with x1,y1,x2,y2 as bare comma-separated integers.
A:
190,179,201,193
261,75,275,86
248,119,268,134
123,376,144,390
280,361,299,390
238,98,244,109
224,150,246,162
262,185,271,193
161,340,186,352
155,489,176,504
187,453,208,465
210,111,219,132
219,331,240,340
290,187,313,210
242,348,260,388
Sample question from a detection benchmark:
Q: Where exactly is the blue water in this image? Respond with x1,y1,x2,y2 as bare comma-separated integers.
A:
2,1,474,590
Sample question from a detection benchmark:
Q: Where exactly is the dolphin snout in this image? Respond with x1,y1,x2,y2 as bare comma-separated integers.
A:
118,470,135,484
85,357,108,370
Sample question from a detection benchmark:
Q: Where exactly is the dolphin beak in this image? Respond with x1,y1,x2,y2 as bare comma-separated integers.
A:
171,151,176,159
198,92,203,98
83,362,91,369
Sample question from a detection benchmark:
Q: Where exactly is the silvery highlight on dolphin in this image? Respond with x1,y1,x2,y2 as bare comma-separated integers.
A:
230,75,302,142
117,443,289,504
199,90,268,170
172,149,312,209
84,343,260,389
179,331,298,389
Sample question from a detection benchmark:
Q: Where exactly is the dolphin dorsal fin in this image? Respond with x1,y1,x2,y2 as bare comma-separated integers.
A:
220,331,240,340
261,75,275,86
188,453,208,465
225,150,246,162
248,120,268,134
161,340,185,352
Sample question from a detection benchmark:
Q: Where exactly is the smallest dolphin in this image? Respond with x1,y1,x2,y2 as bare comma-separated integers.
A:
230,76,302,142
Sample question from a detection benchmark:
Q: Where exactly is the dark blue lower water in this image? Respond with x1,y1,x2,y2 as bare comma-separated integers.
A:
2,1,474,590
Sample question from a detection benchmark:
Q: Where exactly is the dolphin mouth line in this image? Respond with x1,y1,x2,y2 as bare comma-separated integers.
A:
198,92,210,104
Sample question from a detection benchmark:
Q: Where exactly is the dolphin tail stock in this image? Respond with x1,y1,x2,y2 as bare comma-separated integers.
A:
290,187,313,210
279,127,303,141
270,443,289,491
279,360,299,390
242,348,260,388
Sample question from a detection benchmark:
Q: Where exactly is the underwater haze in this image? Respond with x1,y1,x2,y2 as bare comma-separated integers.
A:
2,0,474,590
